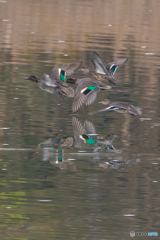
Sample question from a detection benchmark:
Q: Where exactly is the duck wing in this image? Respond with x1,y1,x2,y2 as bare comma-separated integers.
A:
92,51,109,75
38,80,74,98
51,62,82,80
85,88,99,107
72,78,104,113
51,67,68,86
84,120,96,135
58,85,74,98
72,117,86,148
43,73,58,87
38,81,57,94
105,58,128,76
57,62,82,76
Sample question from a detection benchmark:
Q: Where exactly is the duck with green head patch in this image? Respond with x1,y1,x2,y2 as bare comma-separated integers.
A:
24,61,82,98
24,75,74,98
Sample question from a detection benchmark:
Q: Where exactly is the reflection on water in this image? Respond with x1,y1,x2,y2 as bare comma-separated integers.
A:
37,117,140,172
0,0,160,239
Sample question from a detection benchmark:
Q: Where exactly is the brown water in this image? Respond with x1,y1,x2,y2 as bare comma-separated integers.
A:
0,0,160,239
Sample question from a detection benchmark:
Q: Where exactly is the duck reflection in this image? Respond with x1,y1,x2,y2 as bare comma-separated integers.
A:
89,99,142,116
72,116,119,153
99,155,140,169
38,137,77,172
29,116,140,170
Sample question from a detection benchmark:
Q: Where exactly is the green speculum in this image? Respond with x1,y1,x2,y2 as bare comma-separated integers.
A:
82,134,95,145
57,150,63,162
59,70,65,82
87,86,97,91
86,138,95,144
83,86,96,95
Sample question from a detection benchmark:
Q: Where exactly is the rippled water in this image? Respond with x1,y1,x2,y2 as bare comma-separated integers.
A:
0,0,160,239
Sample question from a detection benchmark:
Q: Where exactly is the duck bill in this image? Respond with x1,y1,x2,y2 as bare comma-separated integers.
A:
24,77,29,80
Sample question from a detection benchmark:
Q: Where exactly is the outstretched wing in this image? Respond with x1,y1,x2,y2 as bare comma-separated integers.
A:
84,120,96,135
50,67,68,86
72,117,87,148
92,52,109,75
85,88,99,107
38,81,57,95
89,104,120,115
58,62,82,76
105,58,128,75
72,80,100,113
51,62,82,79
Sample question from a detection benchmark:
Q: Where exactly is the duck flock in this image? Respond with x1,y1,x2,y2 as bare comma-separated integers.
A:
24,51,142,116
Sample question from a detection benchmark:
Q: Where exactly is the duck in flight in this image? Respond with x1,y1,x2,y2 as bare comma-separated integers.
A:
67,77,111,113
79,51,128,85
89,99,142,116
24,61,82,98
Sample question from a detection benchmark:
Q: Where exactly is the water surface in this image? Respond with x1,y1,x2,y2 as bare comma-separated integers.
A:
0,0,160,239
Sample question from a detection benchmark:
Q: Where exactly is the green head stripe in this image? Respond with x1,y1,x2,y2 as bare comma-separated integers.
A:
59,70,66,82
32,76,39,79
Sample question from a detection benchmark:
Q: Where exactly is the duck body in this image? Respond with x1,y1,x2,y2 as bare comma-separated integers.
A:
90,99,142,116
90,70,118,84
24,75,74,98
66,77,111,113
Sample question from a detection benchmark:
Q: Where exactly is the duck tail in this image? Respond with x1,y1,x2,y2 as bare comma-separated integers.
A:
61,86,74,98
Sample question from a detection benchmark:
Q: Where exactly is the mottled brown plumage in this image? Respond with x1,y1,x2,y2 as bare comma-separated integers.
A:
89,99,142,116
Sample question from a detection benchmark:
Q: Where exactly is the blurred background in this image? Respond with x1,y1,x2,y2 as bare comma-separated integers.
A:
0,0,159,239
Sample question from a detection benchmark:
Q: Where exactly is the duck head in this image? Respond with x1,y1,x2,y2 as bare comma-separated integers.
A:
24,75,40,83
99,99,110,105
